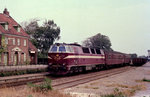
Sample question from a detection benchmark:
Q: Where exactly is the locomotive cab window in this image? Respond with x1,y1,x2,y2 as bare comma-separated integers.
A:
66,46,74,53
50,46,57,52
59,45,66,52
82,47,90,53
90,48,95,54
96,49,101,54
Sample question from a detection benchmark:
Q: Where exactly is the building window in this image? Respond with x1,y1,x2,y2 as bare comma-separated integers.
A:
17,27,21,32
24,40,26,46
18,53,20,62
5,24,8,30
17,39,20,46
0,53,1,63
0,22,8,30
4,52,8,66
5,37,8,44
1,23,5,28
11,52,13,62
24,53,26,62
13,25,21,32
13,39,15,45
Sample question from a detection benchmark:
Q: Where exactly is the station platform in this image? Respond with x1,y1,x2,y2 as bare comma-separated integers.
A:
0,65,48,72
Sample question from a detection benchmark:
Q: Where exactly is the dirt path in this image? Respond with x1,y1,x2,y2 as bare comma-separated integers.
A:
62,62,150,97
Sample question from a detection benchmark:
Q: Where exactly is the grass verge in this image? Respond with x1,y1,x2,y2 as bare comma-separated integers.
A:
101,88,126,97
102,84,146,97
28,78,52,92
0,87,72,97
0,78,72,97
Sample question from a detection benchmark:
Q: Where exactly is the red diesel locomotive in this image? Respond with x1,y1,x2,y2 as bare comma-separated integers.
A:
48,43,131,75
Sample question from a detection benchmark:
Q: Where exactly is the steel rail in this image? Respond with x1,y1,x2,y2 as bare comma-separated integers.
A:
0,72,50,88
52,66,135,89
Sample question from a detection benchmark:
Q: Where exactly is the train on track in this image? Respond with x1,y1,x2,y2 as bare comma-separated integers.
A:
48,43,147,75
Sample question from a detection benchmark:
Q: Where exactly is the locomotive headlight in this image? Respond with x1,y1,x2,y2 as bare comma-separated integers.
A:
62,63,66,66
49,63,52,65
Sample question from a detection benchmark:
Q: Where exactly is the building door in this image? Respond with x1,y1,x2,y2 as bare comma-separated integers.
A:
14,52,18,65
30,54,35,64
4,52,8,66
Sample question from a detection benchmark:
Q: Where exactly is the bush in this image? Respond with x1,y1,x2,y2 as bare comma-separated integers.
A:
101,88,127,97
24,60,30,65
28,78,52,92
142,78,150,82
27,95,33,97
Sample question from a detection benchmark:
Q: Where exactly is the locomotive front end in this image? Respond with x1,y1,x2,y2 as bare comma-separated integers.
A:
48,43,74,75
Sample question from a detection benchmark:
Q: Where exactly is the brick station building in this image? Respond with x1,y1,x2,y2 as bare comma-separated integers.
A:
0,8,37,65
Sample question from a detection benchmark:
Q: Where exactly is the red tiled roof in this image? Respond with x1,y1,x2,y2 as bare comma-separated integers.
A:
29,41,37,52
0,12,29,37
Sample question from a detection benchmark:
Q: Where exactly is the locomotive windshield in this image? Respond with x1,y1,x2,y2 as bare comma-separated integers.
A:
51,46,57,52
59,45,66,52
49,44,74,53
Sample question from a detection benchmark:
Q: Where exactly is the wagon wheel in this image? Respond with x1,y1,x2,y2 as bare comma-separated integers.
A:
69,67,74,74
79,67,83,72
75,67,79,73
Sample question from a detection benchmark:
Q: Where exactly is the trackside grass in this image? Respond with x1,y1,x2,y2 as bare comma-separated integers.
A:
0,87,73,97
27,78,52,92
101,88,127,97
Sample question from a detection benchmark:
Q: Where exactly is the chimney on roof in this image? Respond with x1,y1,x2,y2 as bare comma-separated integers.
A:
3,8,9,16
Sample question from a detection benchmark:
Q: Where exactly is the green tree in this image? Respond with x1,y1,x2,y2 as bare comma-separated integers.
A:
22,19,60,58
82,33,112,51
130,53,137,58
23,19,39,35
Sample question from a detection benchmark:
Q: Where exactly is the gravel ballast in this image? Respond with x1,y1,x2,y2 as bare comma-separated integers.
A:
63,62,150,97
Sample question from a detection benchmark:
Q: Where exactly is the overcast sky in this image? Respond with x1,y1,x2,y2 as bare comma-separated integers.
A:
0,0,150,56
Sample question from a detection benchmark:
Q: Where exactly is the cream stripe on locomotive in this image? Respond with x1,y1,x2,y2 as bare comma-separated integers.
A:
48,56,52,59
64,55,105,59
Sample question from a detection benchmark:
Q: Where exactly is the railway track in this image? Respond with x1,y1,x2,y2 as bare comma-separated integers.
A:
0,66,135,89
0,72,50,88
51,66,135,89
